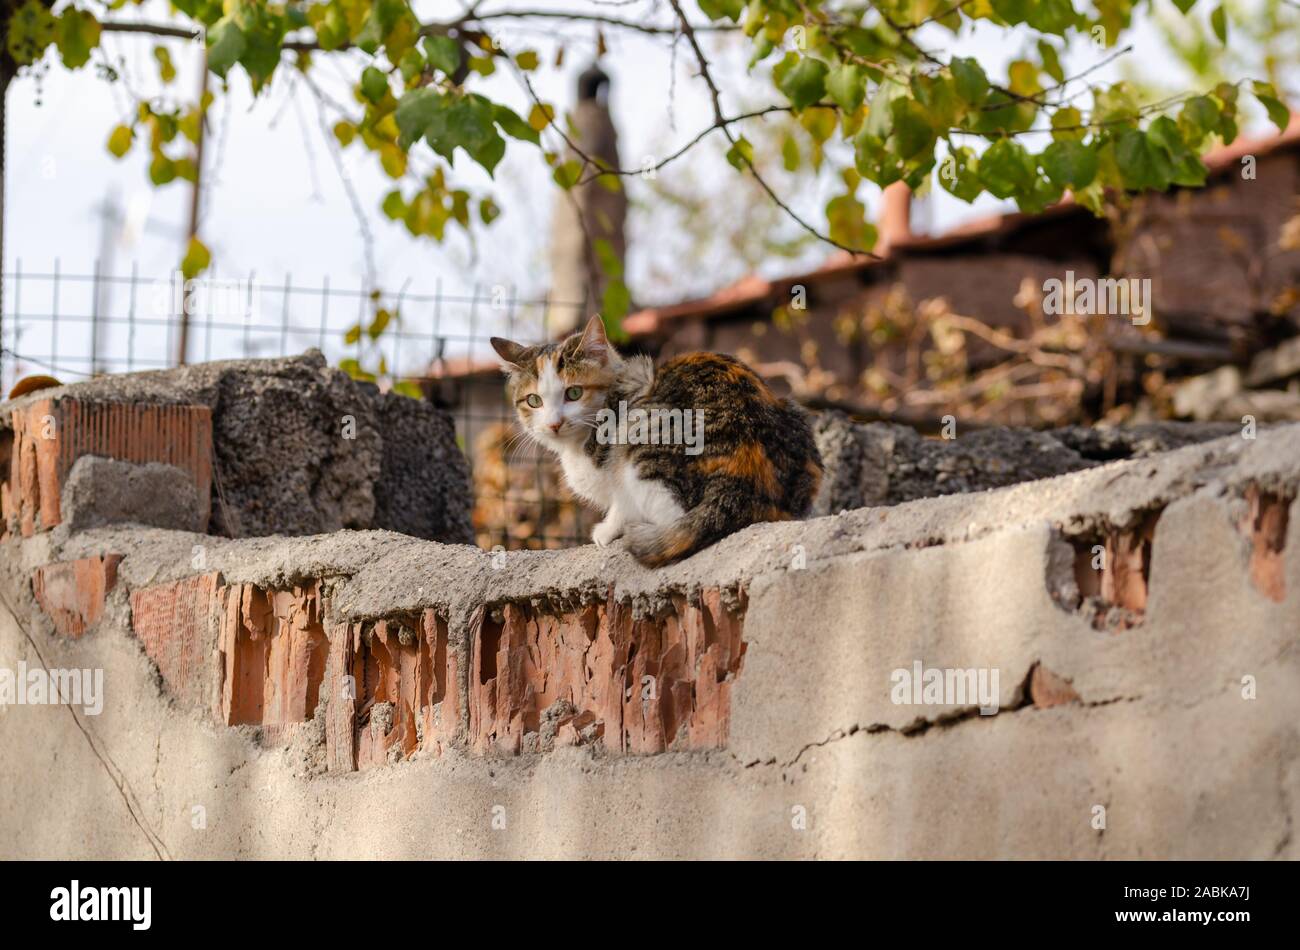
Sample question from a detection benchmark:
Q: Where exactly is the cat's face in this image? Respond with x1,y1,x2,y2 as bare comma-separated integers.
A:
491,315,618,450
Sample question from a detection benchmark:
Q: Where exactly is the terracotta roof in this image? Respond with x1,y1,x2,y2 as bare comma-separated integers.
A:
1202,113,1300,173
439,117,1300,379
623,115,1300,335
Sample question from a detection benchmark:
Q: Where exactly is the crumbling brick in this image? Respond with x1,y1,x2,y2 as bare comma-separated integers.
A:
1070,512,1160,631
3,398,211,537
468,588,747,756
130,573,223,717
1027,663,1081,709
1240,486,1291,603
324,610,459,771
32,555,123,638
215,583,328,732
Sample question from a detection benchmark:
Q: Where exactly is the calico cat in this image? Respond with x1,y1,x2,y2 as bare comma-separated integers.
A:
490,315,823,566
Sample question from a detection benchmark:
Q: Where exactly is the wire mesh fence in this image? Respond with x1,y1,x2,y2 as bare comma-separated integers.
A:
0,261,597,551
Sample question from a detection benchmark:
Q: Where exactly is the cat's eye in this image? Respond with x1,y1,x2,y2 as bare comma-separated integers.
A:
564,386,584,402
524,394,543,409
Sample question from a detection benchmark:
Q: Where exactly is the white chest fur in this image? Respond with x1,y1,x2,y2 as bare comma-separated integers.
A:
558,447,613,508
557,449,685,527
616,464,686,526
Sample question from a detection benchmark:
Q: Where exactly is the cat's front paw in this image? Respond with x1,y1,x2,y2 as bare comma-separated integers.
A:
592,520,625,548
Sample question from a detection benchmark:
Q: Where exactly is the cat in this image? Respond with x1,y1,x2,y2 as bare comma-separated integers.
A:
490,315,823,566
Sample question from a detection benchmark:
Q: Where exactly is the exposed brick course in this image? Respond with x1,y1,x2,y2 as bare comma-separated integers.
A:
3,398,211,537
130,573,223,717
469,588,746,756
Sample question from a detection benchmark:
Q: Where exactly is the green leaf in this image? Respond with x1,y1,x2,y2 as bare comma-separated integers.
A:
494,104,540,144
698,0,745,20
394,87,443,149
468,131,506,176
56,9,101,70
826,63,867,114
864,80,906,139
344,323,362,346
781,134,800,171
951,57,989,106
1146,115,1207,187
1037,41,1064,84
180,237,211,280
360,66,389,103
725,136,754,170
422,35,461,76
368,309,393,340
978,139,1035,198
553,160,582,189
515,50,539,71
602,279,631,323
149,155,177,186
381,190,406,219
206,16,246,78
938,146,983,202
891,98,935,159
1171,0,1197,12
1042,140,1098,190
991,0,1032,25
1210,5,1227,43
333,121,356,147
479,197,500,225
779,57,829,111
1114,129,1172,191
528,103,555,131
107,125,133,159
1178,96,1219,146
1026,0,1075,36
153,45,177,83
7,0,58,66
1050,107,1085,141
398,48,424,82
1252,81,1290,134
825,192,875,252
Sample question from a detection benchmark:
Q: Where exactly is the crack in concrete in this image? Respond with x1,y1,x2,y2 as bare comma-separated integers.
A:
0,586,173,860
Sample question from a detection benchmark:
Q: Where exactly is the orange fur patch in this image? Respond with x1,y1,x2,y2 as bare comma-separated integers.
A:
634,524,697,567
698,441,780,498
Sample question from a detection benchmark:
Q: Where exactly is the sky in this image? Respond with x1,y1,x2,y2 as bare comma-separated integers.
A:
0,0,1279,387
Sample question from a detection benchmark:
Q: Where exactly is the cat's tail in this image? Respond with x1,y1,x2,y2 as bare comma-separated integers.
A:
624,484,792,568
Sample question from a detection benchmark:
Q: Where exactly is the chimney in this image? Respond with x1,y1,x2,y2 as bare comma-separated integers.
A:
547,64,627,337
876,181,912,255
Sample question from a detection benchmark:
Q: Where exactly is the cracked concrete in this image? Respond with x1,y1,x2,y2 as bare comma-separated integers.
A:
1,423,1298,858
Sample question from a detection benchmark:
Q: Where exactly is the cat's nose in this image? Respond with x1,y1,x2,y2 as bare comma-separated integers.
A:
548,421,563,433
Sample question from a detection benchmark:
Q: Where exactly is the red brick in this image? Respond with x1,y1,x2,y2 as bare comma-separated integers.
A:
130,573,223,717
3,397,212,536
468,588,747,756
1028,663,1081,709
1071,512,1160,631
1241,486,1290,603
325,610,459,771
32,555,123,638
215,582,328,731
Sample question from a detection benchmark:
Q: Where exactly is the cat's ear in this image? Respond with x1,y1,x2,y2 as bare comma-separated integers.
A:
578,314,613,363
490,336,527,367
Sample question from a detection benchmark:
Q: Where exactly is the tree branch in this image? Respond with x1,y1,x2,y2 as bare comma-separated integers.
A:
666,0,879,259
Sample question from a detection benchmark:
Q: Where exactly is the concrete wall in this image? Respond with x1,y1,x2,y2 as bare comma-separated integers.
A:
1,406,1298,857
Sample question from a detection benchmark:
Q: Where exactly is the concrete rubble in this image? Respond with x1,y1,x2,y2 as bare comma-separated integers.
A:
0,356,1297,859
0,350,472,543
812,410,1240,513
